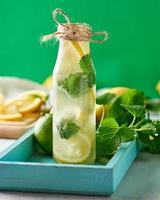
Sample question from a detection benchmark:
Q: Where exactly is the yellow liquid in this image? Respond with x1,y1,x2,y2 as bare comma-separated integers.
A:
52,39,96,164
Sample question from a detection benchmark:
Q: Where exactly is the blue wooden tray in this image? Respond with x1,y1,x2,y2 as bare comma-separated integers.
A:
0,130,140,195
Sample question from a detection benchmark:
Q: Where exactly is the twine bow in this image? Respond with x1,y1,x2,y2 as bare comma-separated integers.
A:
41,8,108,43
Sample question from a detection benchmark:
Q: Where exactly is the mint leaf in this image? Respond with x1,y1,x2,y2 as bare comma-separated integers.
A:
79,54,96,87
137,121,160,153
96,118,119,156
60,72,89,97
96,93,117,105
60,54,95,97
96,118,135,156
57,119,79,139
108,89,145,126
108,97,133,126
121,104,145,119
118,126,135,142
79,54,94,74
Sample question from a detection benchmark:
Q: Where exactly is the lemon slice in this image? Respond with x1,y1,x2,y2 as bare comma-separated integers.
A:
5,96,42,114
0,103,23,121
0,112,40,125
54,134,91,164
16,98,42,114
0,113,22,121
19,90,48,102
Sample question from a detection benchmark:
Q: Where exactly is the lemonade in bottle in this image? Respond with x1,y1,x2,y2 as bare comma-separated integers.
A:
42,9,107,164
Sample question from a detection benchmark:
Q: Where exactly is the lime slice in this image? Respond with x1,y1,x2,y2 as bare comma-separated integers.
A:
54,134,91,164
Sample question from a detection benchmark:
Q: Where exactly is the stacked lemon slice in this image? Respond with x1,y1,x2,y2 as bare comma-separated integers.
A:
0,90,48,138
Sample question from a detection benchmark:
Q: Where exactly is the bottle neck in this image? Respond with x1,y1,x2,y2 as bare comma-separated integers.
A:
59,39,90,57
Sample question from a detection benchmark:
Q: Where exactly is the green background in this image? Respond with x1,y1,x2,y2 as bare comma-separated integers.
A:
0,0,160,97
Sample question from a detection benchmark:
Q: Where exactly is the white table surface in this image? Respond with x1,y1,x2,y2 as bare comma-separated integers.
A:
1,139,160,200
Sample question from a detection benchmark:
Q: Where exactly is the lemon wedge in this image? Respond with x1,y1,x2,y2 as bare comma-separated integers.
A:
54,134,91,164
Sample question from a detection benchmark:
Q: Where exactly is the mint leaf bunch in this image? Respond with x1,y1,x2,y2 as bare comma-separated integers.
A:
96,88,160,164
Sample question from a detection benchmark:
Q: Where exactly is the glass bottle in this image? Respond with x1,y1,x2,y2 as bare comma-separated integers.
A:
52,24,96,164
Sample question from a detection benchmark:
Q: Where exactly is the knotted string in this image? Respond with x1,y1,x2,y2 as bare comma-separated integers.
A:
41,8,108,43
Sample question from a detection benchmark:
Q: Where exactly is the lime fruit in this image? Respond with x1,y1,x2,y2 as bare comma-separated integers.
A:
34,113,52,154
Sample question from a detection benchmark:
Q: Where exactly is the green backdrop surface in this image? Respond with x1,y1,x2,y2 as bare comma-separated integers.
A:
0,0,160,97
